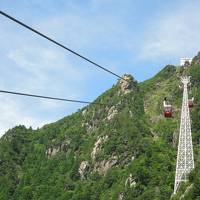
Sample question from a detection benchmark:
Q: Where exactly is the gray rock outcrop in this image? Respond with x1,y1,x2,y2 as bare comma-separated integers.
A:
118,74,136,95
107,106,118,120
46,140,70,158
118,193,124,200
78,161,90,180
91,135,108,160
125,173,136,188
94,156,118,175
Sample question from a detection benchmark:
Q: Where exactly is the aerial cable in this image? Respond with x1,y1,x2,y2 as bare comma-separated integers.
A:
0,90,111,106
0,10,125,81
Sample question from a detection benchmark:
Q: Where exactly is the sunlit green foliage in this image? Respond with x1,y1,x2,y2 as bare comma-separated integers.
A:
0,62,200,200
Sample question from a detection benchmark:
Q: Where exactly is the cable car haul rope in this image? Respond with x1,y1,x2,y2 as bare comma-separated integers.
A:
0,90,111,106
0,10,125,81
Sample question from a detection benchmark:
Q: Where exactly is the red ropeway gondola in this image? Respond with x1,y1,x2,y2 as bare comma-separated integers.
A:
163,97,172,118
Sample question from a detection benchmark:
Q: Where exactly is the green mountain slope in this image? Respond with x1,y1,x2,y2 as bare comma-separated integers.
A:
171,56,200,200
0,53,200,200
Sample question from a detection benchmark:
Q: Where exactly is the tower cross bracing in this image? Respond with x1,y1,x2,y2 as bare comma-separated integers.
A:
174,76,194,194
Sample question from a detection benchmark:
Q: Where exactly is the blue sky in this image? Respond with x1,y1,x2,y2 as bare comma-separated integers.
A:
0,0,200,136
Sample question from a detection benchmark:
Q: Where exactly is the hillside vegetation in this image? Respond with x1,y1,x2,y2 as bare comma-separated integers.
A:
0,53,200,200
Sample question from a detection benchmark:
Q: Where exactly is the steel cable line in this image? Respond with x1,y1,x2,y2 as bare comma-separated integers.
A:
0,90,112,106
0,10,125,81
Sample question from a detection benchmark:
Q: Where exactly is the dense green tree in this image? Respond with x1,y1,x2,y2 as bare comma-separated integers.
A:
1,59,200,199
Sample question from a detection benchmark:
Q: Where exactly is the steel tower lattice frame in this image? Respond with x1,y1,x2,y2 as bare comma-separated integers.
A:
174,76,194,194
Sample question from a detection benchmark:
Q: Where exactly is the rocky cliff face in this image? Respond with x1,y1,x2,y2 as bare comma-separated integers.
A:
118,74,137,95
45,140,70,158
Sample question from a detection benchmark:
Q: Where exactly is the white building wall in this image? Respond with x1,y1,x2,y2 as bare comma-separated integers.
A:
180,58,192,66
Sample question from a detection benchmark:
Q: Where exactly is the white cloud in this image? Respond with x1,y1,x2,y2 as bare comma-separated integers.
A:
8,46,88,79
0,26,92,136
6,42,91,92
138,1,200,60
36,7,131,55
0,95,50,136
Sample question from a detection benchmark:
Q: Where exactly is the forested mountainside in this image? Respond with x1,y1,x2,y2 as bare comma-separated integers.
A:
0,53,200,200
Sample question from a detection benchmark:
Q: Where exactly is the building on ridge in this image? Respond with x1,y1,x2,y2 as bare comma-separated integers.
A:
180,58,192,66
